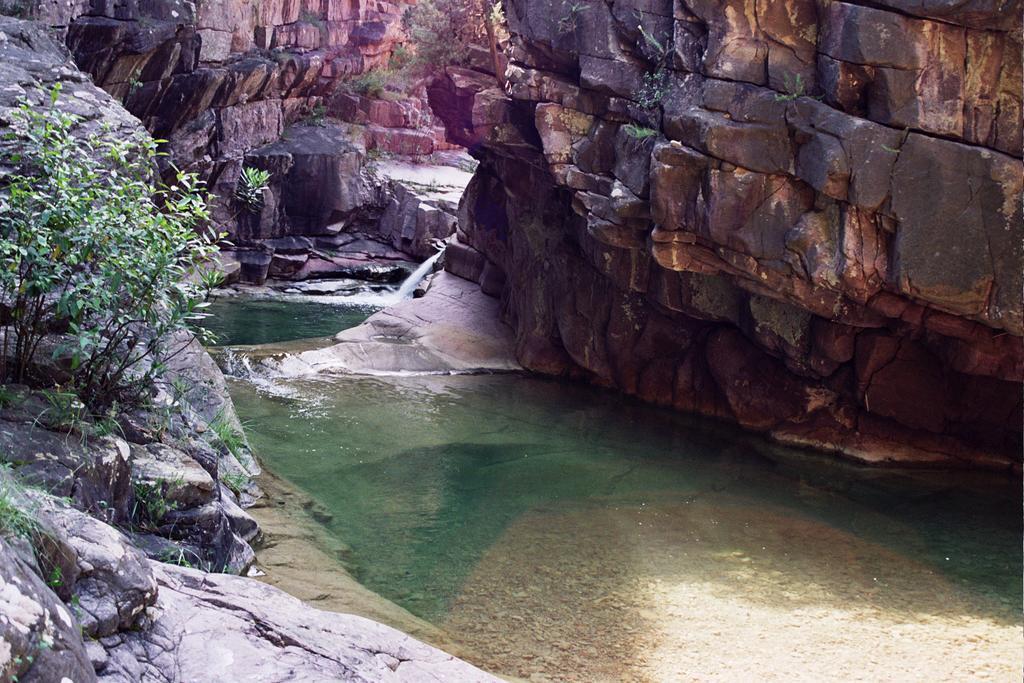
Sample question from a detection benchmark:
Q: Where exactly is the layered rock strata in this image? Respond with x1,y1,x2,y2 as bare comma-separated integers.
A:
28,0,456,251
431,0,1023,468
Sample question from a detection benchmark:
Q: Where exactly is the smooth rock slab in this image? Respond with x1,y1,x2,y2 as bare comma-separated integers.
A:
286,272,522,375
97,563,499,682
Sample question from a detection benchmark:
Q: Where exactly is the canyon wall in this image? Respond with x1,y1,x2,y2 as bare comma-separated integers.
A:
56,0,409,231
25,0,450,249
432,0,1024,468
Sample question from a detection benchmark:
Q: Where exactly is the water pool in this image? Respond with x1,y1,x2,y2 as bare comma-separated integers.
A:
228,369,1023,681
198,295,383,346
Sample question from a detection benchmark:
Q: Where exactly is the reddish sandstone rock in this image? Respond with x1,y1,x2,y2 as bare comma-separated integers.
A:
428,0,1023,468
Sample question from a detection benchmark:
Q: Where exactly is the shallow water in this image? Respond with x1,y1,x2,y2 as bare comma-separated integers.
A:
229,370,1023,681
199,296,381,346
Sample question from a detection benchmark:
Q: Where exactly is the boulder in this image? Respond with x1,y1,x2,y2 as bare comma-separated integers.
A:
0,540,94,683
35,500,158,639
97,563,500,682
244,125,372,236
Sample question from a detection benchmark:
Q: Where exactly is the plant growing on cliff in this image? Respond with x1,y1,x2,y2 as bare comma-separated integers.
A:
0,86,221,411
622,123,657,139
220,471,249,496
350,69,389,98
207,408,247,459
403,0,505,78
774,73,821,102
634,68,670,109
131,477,180,530
636,22,665,57
0,1,31,18
37,389,88,436
235,165,272,213
303,103,328,127
0,466,39,541
558,0,588,34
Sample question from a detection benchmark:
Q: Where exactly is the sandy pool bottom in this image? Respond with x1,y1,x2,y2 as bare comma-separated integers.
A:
439,496,1022,682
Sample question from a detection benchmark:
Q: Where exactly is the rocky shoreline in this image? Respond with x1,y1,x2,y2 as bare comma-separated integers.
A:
0,330,498,681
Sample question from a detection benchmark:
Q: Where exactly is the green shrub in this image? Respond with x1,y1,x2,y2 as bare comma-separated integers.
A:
131,478,180,529
389,44,412,71
235,166,272,213
0,86,221,411
304,103,328,127
350,69,389,98
403,0,495,69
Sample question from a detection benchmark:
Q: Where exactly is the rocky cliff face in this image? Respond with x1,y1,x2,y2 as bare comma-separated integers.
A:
51,0,406,229
432,0,1023,468
23,0,455,259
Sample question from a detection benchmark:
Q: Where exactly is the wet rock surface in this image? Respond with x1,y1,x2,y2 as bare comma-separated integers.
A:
287,272,522,375
430,0,1023,469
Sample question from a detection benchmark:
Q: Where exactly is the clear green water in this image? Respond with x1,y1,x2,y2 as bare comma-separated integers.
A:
229,372,1022,628
198,296,382,346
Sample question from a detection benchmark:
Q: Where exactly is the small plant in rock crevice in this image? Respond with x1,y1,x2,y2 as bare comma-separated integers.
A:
46,565,63,590
220,471,249,495
127,70,142,98
636,22,666,58
0,0,31,17
558,0,588,34
622,123,658,139
131,478,180,530
304,102,328,127
0,467,39,541
0,385,20,408
298,10,324,26
159,546,197,568
207,409,247,459
234,165,272,213
774,73,822,102
0,468,67,574
36,389,88,435
634,68,670,110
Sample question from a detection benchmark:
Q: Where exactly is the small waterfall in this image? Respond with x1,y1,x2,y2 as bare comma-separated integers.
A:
395,250,443,300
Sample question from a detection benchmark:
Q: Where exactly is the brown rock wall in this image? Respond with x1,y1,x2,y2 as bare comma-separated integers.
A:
430,0,1023,468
